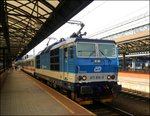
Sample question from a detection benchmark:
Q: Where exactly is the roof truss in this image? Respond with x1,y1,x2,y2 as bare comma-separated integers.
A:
0,0,93,62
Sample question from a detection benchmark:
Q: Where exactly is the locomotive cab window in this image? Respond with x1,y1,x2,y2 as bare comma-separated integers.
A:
98,44,116,58
77,43,96,57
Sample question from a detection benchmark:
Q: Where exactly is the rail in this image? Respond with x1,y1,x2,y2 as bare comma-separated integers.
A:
84,102,133,116
104,103,133,116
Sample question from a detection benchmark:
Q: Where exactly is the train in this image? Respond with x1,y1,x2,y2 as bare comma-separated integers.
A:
17,21,121,104
18,37,121,105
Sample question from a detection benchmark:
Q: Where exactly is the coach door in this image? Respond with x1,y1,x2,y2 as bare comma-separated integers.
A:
63,47,68,80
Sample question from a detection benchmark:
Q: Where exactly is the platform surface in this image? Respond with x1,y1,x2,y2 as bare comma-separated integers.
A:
0,70,94,115
118,72,149,94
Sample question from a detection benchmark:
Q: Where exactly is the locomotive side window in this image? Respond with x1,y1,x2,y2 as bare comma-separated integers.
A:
50,48,59,71
36,55,40,69
30,61,32,66
64,48,68,58
70,46,74,58
77,43,96,57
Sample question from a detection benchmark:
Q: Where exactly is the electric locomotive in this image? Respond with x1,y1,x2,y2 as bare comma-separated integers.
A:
21,21,121,104
31,37,121,104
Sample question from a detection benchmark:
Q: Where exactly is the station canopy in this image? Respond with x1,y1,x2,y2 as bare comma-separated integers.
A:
115,30,149,55
0,0,92,61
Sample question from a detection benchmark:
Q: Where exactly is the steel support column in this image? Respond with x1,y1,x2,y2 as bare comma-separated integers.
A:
122,53,126,71
0,0,11,56
132,58,136,71
2,48,5,71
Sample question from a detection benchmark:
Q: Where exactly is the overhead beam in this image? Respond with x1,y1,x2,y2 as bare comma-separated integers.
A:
8,13,47,20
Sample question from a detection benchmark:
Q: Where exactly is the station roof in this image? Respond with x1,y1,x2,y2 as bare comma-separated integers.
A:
0,0,93,61
115,30,149,55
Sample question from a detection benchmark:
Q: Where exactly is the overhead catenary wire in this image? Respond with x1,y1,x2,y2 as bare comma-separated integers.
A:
87,12,149,38
31,1,149,55
77,0,108,20
51,1,148,39
50,1,107,38
86,5,149,38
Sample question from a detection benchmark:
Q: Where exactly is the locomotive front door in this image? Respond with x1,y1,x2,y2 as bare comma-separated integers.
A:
63,47,68,81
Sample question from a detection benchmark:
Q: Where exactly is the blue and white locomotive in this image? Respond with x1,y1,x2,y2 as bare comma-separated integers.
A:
21,21,121,104
21,37,121,104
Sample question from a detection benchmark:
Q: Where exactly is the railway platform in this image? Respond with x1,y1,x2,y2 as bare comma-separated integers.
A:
118,72,149,97
0,70,94,115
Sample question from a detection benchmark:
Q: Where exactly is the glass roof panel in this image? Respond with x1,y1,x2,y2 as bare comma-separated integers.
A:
38,2,50,15
48,0,60,8
9,15,25,22
7,6,13,11
7,1,21,7
16,1,30,5
1,0,66,60
26,2,35,9
8,8,26,15
44,14,50,18
40,19,46,23
34,9,45,16
19,5,33,14
37,2,52,13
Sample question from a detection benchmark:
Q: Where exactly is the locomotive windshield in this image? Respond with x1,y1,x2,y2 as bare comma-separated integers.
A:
76,42,116,58
98,44,116,58
77,43,96,57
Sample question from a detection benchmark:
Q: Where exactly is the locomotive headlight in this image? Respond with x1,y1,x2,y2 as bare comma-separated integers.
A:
111,75,115,79
82,75,87,80
78,75,87,81
107,75,111,79
79,76,82,81
107,75,115,80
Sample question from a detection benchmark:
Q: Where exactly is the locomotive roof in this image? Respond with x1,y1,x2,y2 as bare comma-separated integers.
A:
40,37,116,54
40,42,59,55
75,38,116,43
50,37,116,50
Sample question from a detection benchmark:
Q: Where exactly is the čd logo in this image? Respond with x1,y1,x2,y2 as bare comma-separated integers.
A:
94,66,102,72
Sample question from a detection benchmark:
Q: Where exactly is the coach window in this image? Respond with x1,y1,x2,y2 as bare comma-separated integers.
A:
64,48,68,58
70,46,74,58
31,61,33,67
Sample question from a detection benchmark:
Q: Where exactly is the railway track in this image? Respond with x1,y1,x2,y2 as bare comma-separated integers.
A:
83,91,149,116
112,91,150,115
84,102,133,116
121,90,149,100
122,88,149,98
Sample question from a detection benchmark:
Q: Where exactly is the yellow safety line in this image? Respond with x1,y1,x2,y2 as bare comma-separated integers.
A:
52,90,96,115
